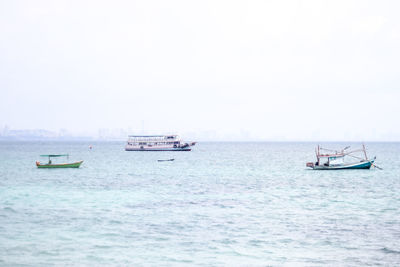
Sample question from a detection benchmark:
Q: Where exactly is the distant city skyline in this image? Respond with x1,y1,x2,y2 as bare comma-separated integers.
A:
1,124,399,142
1,1,399,141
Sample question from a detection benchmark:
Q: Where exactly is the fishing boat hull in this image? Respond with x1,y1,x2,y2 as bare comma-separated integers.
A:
307,160,373,170
36,161,83,168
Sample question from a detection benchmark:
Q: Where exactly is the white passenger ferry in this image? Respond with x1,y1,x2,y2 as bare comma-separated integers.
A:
125,135,196,151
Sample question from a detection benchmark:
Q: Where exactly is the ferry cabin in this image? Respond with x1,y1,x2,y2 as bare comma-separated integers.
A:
127,135,180,148
125,135,195,151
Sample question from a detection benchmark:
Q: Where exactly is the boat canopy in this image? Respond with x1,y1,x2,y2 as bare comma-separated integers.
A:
40,154,69,157
318,153,345,158
315,145,370,163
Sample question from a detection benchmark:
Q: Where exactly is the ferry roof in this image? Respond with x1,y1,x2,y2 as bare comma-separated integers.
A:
128,135,177,137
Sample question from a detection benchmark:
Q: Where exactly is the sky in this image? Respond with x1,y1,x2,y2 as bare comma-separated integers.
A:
0,0,399,141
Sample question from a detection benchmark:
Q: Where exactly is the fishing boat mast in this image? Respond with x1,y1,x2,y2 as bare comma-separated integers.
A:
362,143,368,160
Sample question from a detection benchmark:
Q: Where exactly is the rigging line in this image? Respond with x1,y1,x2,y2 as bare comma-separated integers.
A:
346,154,383,170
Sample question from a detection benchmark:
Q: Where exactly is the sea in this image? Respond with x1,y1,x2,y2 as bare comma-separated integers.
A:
0,141,399,266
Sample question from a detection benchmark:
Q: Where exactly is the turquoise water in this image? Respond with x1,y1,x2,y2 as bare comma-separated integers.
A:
0,141,399,266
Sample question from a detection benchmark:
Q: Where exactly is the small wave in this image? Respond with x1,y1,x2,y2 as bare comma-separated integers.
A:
37,250,59,256
248,239,263,247
381,247,400,254
101,233,119,237
94,245,112,249
3,207,16,213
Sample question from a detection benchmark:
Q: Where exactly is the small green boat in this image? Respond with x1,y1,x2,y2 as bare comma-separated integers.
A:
36,154,83,168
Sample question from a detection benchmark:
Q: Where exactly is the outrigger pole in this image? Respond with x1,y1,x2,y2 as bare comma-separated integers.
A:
346,152,383,170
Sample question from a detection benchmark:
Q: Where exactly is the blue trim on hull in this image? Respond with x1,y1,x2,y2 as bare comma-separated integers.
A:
342,161,372,169
312,160,373,170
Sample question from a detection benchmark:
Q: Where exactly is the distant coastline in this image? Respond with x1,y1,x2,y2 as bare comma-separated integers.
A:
1,127,399,142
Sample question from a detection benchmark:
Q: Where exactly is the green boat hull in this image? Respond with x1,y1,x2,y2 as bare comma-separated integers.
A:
36,161,83,168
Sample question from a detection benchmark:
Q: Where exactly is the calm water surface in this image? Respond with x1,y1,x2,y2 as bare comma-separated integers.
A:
0,142,399,266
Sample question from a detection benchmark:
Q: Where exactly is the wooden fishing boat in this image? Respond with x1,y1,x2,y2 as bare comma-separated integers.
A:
36,154,83,168
157,159,175,162
306,144,379,170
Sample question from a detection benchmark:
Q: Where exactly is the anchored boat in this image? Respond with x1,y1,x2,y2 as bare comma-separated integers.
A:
306,144,377,170
157,159,175,162
125,135,196,151
36,154,83,168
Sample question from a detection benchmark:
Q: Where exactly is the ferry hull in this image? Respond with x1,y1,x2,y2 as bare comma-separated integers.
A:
125,147,191,151
308,160,373,170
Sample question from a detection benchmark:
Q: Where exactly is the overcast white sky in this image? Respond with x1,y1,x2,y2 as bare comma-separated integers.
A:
1,0,399,140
